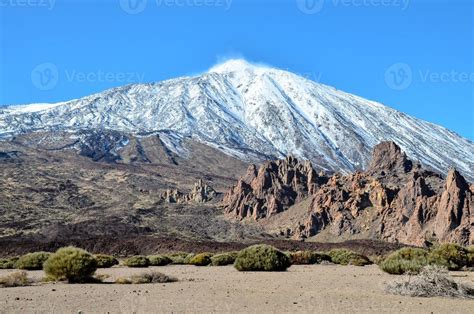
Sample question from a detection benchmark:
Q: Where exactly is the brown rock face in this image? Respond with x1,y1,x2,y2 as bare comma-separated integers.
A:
224,141,473,246
367,141,413,176
159,179,217,204
223,156,327,220
433,170,472,244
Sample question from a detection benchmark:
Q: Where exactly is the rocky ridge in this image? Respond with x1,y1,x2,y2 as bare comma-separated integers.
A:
223,156,328,219
223,141,473,246
159,179,218,204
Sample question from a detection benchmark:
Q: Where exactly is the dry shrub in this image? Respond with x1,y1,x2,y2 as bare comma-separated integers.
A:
328,249,372,266
210,252,238,266
183,253,196,264
94,255,119,268
115,271,177,284
289,251,331,265
0,271,29,288
123,256,149,268
188,253,213,266
165,253,192,265
234,244,291,271
379,248,429,275
0,257,19,269
43,246,97,283
466,246,474,268
427,244,468,270
15,252,51,270
385,266,474,299
148,255,172,266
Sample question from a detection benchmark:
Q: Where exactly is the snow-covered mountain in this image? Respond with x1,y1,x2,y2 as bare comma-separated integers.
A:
1,59,473,180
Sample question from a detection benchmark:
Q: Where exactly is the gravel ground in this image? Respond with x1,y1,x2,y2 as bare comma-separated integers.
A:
0,265,473,313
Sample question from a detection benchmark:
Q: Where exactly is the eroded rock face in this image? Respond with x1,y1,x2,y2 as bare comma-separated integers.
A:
367,141,413,176
159,179,217,204
224,141,473,246
223,156,328,220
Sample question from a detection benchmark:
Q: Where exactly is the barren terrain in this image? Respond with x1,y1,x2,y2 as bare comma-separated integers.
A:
1,265,473,313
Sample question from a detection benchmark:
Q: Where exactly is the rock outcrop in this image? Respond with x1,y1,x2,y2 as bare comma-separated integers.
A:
224,141,473,246
223,156,328,219
159,179,217,204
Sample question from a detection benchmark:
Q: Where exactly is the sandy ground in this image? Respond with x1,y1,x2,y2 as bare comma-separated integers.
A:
0,265,473,313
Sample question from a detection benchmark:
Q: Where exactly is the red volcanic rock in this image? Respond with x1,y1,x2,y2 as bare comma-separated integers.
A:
223,156,327,220
367,141,413,176
434,169,472,244
298,146,473,246
224,141,473,246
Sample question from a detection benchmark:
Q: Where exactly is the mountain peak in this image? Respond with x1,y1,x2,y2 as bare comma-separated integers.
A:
1,60,473,182
208,59,269,74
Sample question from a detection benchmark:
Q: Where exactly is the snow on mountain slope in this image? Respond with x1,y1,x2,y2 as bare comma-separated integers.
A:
1,59,473,180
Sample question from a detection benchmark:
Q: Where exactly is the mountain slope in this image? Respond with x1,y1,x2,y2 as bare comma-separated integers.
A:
1,59,472,180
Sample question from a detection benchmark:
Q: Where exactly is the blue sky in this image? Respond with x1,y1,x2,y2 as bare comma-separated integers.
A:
0,0,473,139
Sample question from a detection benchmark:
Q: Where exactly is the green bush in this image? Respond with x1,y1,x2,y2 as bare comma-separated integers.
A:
369,255,385,265
0,257,19,269
183,253,196,264
94,254,119,268
15,252,51,270
234,244,291,271
289,251,331,265
43,247,97,283
379,248,429,275
210,252,238,266
188,253,213,266
467,246,474,268
328,249,372,266
148,255,172,266
427,244,468,270
124,256,149,268
165,253,189,264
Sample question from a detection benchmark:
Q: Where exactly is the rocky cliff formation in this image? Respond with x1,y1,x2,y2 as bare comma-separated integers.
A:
223,156,328,219
159,179,217,204
224,142,473,246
